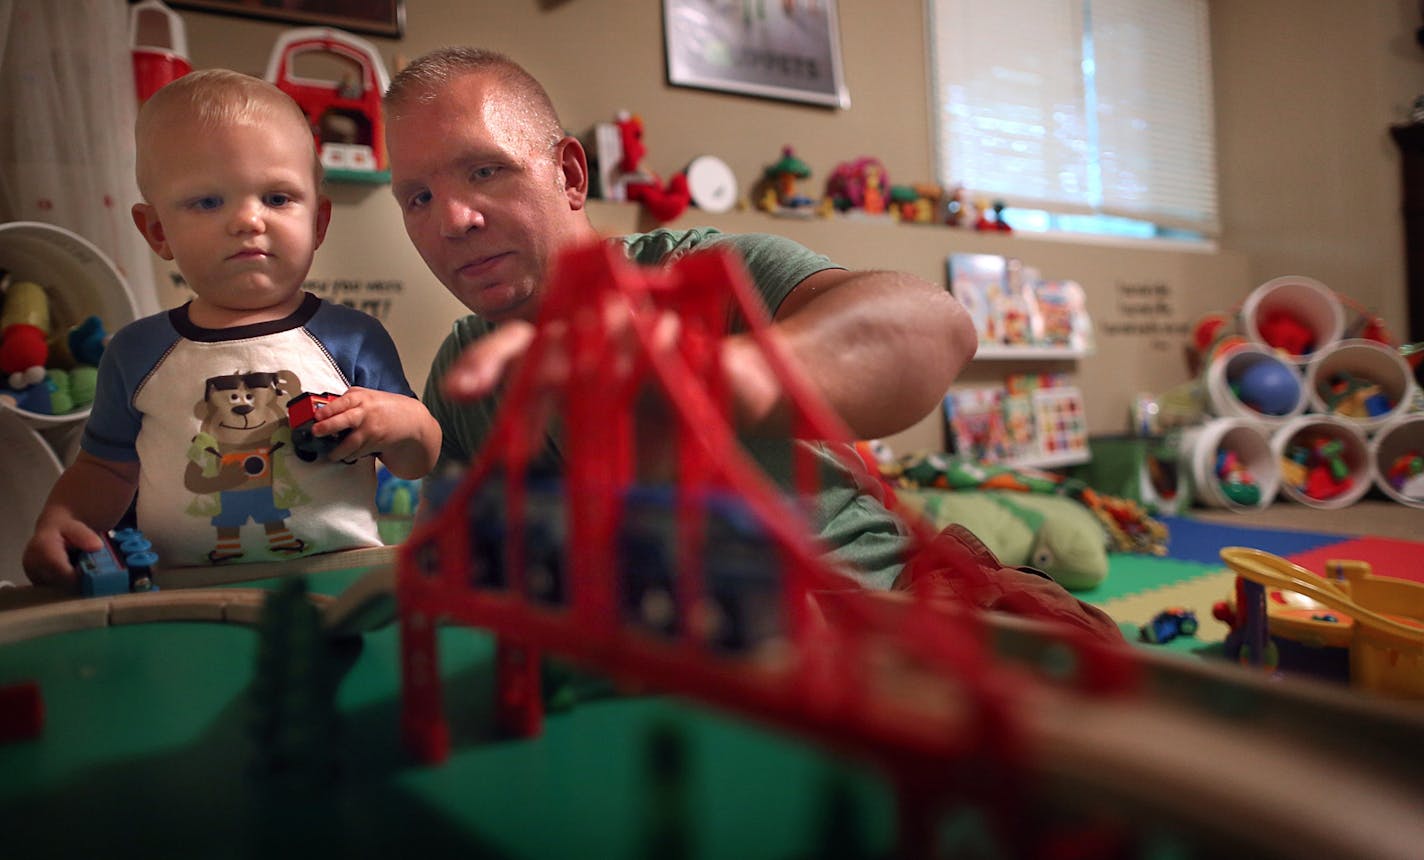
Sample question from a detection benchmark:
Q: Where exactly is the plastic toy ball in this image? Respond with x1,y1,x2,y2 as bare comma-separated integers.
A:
1236,360,1300,415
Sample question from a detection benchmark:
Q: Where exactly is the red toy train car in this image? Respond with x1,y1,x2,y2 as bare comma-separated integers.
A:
287,391,348,462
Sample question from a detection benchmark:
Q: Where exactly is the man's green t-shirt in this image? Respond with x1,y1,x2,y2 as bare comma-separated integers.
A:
422,228,911,589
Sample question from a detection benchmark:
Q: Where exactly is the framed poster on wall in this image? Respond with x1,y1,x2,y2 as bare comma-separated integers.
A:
662,0,849,108
168,0,404,39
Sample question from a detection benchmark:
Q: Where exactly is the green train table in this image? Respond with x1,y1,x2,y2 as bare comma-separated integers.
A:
1,557,907,859
3,553,1424,859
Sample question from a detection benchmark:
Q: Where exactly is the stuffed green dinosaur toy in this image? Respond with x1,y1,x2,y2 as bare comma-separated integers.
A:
864,452,1172,591
895,487,1110,591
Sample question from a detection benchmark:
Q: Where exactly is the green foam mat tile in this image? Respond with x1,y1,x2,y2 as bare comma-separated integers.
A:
1072,554,1219,605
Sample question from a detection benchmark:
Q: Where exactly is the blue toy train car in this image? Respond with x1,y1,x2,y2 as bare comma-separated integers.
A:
72,528,159,596
452,476,783,652
617,485,782,653
464,474,567,606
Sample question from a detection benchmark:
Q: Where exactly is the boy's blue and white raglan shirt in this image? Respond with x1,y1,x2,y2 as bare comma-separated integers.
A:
83,292,417,567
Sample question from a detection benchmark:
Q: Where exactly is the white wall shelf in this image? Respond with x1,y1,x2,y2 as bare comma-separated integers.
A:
973,344,1092,360
1007,449,1091,470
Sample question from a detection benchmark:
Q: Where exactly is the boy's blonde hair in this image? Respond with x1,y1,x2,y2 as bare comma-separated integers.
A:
135,69,322,197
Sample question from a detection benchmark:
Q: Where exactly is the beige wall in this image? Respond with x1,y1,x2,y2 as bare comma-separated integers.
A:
1212,0,1423,329
159,0,1424,455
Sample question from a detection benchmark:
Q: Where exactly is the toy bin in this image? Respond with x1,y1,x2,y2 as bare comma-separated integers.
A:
1304,339,1416,432
130,0,191,104
1270,414,1372,509
1240,275,1344,363
1182,418,1278,511
0,408,64,586
0,221,140,429
1370,414,1424,509
1204,341,1306,425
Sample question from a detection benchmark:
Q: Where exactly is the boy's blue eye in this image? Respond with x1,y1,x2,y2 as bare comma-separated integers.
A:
264,192,293,207
405,189,431,211
193,196,222,211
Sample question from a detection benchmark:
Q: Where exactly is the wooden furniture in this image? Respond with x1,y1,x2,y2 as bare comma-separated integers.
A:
1390,123,1424,346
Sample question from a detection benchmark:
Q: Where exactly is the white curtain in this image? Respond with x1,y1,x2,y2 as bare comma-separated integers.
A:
0,0,159,315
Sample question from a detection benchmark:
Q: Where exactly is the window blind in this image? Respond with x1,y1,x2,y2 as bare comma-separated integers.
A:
928,0,1218,236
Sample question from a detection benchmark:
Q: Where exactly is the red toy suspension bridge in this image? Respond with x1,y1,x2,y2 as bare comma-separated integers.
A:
393,242,1424,858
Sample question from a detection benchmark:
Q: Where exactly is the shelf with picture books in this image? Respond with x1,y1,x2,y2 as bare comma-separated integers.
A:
947,253,1096,362
942,374,1091,471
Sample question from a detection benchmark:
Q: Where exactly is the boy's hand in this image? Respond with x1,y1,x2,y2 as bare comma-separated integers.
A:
22,515,104,590
307,387,440,480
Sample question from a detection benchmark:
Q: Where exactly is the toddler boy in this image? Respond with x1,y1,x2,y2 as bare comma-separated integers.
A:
23,69,440,586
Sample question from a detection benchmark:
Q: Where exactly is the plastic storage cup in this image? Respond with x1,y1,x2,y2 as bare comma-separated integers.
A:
1182,417,1279,511
1304,339,1417,432
1370,414,1424,509
1271,415,1372,509
0,221,140,429
1241,275,1345,363
1205,341,1307,426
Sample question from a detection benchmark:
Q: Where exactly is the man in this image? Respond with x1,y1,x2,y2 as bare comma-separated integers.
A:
383,48,1119,639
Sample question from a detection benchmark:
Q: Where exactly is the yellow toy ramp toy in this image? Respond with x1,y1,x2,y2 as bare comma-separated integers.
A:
1221,547,1424,698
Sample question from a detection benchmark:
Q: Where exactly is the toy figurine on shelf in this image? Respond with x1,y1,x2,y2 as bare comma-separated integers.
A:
888,185,918,222
974,198,1013,232
973,197,995,231
824,156,890,215
614,112,691,224
860,164,887,215
991,200,1013,232
944,184,970,227
911,183,944,223
755,146,816,216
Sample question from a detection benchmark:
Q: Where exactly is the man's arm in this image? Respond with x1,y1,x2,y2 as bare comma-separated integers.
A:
23,452,141,588
721,268,978,439
438,266,976,441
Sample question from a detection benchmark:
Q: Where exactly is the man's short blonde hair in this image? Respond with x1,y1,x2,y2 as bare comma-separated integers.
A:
384,47,564,154
135,69,321,197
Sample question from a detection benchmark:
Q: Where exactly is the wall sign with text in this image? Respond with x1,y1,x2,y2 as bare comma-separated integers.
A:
162,268,403,321
1101,280,1190,350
